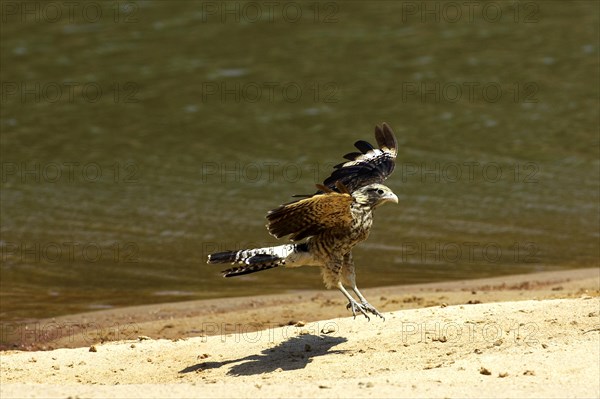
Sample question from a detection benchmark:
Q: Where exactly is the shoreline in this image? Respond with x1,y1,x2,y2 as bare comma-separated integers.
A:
0,267,598,398
2,267,598,351
1,304,598,397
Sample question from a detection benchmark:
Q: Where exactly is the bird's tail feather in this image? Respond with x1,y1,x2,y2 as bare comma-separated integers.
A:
208,243,307,277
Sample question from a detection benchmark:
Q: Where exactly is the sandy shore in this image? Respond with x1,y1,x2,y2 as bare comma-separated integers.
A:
1,268,599,398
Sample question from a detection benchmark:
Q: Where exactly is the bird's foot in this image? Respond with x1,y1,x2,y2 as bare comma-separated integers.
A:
346,299,373,321
360,301,385,321
346,299,371,320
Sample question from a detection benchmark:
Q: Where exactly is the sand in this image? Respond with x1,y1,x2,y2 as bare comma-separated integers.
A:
1,268,599,398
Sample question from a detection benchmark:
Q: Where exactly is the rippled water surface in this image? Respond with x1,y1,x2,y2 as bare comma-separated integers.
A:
1,1,598,323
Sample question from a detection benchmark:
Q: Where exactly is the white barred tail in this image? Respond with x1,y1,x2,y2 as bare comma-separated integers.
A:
207,243,309,277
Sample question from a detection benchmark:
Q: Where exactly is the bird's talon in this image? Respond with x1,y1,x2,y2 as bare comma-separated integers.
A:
347,300,371,321
360,301,385,320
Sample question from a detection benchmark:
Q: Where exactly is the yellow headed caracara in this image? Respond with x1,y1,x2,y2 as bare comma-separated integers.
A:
208,123,398,320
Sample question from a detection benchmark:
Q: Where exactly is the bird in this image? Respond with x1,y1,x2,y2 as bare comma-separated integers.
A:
207,123,398,320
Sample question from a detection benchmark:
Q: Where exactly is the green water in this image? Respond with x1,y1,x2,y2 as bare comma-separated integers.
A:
1,1,598,322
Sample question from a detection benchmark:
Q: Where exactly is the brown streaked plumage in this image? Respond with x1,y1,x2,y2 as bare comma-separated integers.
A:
267,183,353,241
208,123,399,320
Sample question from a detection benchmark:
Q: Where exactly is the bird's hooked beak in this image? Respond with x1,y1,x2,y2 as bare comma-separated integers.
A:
382,192,399,205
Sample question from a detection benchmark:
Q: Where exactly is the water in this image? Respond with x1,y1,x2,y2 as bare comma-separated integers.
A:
1,1,598,323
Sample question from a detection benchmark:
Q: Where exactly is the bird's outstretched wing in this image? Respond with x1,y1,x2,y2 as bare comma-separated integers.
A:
320,122,397,193
267,184,353,241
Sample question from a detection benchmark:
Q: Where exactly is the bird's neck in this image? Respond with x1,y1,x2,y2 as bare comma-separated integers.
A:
351,202,373,216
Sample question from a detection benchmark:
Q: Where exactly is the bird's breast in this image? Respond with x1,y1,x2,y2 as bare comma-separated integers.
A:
349,208,373,243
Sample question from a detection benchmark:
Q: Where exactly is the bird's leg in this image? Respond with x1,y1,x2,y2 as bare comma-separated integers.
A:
340,254,385,321
336,281,370,320
352,285,385,321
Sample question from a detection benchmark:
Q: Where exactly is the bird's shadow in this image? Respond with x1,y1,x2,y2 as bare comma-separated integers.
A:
180,334,348,376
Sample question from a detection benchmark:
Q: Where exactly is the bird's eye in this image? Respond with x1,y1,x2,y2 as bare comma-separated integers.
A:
377,189,384,195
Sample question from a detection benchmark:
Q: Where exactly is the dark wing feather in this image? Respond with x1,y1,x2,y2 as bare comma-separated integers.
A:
320,122,398,193
266,189,353,241
353,140,375,153
343,152,362,161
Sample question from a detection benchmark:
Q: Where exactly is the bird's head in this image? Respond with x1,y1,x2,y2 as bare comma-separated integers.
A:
353,184,398,208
